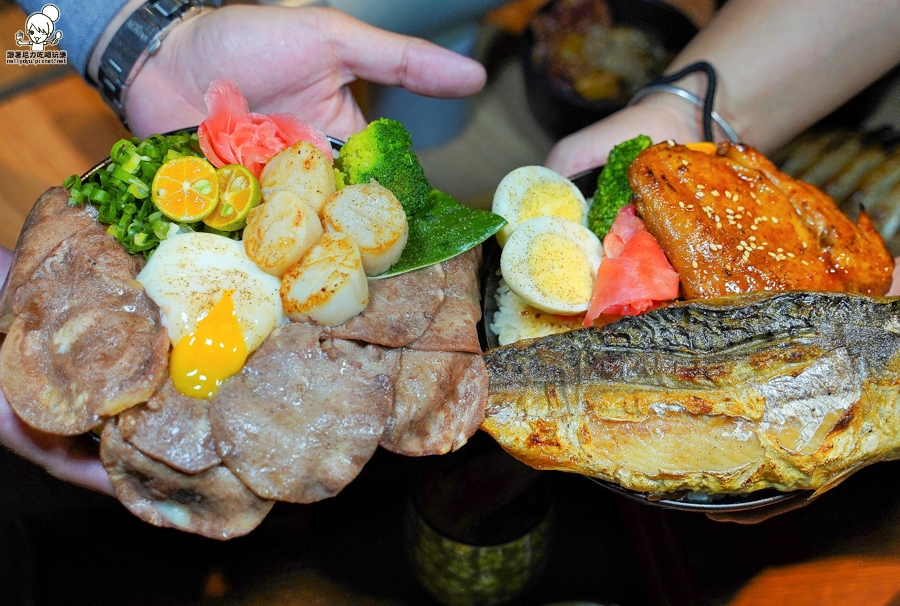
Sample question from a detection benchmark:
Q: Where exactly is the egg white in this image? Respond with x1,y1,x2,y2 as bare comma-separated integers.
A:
492,166,589,247
500,216,603,315
137,232,286,352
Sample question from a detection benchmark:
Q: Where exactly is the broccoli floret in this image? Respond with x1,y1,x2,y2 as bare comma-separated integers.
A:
333,166,346,190
587,135,653,239
338,118,431,216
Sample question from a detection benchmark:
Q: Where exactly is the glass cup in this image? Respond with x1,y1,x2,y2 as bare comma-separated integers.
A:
405,435,553,606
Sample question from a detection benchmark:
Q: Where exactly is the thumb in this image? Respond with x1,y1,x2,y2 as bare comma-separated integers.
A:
319,8,487,98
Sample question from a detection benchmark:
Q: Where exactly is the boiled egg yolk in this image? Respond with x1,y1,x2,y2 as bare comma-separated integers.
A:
500,215,603,315
169,291,248,399
492,165,589,247
527,232,594,305
520,181,586,226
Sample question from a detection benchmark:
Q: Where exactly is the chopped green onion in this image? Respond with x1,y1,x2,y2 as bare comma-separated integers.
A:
64,130,204,257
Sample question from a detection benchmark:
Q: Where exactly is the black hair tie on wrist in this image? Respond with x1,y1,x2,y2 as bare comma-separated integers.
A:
651,61,718,142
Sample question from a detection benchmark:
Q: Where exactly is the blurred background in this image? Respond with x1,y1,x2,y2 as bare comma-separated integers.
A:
5,1,900,605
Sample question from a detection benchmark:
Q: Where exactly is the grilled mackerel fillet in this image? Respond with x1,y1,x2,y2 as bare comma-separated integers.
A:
482,292,900,495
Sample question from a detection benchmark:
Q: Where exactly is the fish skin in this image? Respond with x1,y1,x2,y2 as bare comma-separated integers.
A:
482,292,900,495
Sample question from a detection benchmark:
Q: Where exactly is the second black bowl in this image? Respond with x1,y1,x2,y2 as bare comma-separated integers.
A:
522,0,698,141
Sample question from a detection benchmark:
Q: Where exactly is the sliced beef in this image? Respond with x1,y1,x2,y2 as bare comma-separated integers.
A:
0,232,169,435
330,263,445,347
0,187,101,332
118,377,221,474
381,349,488,456
210,323,401,503
101,419,273,540
406,246,483,354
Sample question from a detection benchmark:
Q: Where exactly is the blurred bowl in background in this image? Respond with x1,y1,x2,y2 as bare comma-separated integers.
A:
522,0,698,141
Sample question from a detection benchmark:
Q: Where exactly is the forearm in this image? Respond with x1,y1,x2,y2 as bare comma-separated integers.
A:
669,0,900,152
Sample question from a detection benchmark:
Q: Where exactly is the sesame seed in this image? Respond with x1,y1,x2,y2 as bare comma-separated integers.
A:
726,264,732,271
733,194,740,202
772,217,779,224
737,223,743,229
735,214,743,220
692,261,698,269
750,225,758,230
682,159,689,166
787,252,795,258
712,190,720,197
749,236,757,241
802,241,808,249
697,185,705,190
667,139,674,145
762,242,768,246
737,245,744,251
777,248,784,252
725,190,732,198
801,260,809,266
715,215,721,222
716,222,722,228
768,252,776,258
726,208,734,214
740,240,747,246
743,252,750,261
697,192,705,198
687,204,694,210
679,201,685,208
737,206,745,211
750,192,757,199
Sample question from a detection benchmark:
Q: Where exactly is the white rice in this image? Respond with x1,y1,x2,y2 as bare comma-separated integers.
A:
490,278,585,345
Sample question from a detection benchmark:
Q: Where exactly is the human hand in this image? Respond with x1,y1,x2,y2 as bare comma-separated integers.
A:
544,95,705,178
126,5,487,141
0,246,114,496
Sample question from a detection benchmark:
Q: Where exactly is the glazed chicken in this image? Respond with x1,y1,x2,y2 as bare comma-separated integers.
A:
629,142,893,299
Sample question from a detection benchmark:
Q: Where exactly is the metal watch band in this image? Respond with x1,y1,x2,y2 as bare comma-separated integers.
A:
97,0,216,124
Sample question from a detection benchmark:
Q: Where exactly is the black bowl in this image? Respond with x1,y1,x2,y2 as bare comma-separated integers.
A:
479,164,808,513
522,0,698,141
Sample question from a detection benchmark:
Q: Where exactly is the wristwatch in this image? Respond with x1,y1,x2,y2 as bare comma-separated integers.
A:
96,0,217,124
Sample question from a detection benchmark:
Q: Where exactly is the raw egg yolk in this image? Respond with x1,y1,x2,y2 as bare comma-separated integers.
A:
527,232,593,305
170,291,248,400
520,182,584,224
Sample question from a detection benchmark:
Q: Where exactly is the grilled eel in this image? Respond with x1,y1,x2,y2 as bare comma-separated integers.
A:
482,291,900,495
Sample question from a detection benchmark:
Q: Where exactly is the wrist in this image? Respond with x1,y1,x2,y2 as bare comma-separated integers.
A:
86,0,147,86
92,0,218,125
628,94,706,145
